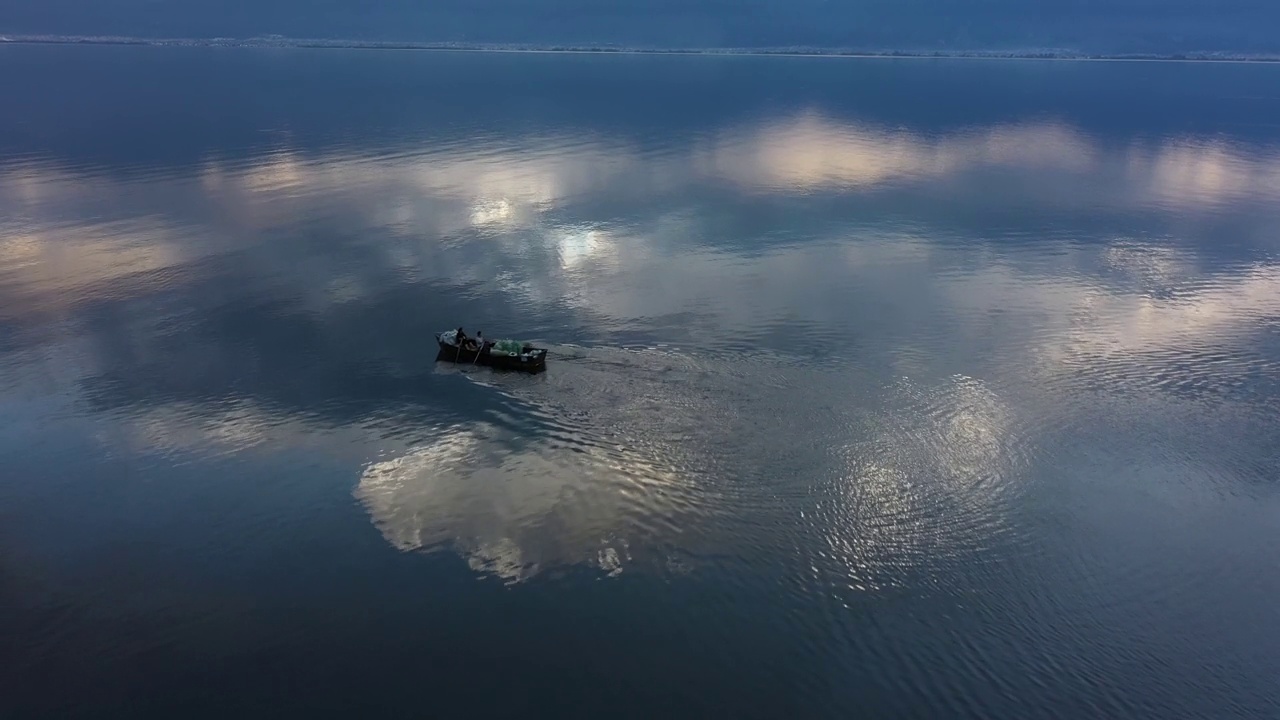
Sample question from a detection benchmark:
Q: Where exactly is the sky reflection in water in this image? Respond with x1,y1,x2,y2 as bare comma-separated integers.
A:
1,47,1278,718
3,59,1278,583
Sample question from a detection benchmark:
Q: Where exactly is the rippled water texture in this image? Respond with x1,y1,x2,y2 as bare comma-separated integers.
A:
2,47,1278,718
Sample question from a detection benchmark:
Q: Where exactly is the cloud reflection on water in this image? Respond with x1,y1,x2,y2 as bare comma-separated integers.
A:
699,115,1100,191
354,423,641,583
2,108,1278,584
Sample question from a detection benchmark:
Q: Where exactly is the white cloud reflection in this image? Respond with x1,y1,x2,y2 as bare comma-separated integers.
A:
353,423,629,582
698,114,1100,191
352,391,724,584
1130,138,1280,208
0,220,191,321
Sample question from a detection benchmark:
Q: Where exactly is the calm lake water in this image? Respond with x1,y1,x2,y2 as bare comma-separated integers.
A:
2,46,1278,719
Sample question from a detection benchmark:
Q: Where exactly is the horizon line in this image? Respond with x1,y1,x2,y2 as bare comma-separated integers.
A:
3,34,1280,64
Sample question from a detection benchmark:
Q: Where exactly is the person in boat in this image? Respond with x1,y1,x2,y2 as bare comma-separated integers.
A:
470,331,485,351
454,327,468,347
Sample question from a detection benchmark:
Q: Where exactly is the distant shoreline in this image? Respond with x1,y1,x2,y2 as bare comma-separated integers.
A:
3,35,1279,63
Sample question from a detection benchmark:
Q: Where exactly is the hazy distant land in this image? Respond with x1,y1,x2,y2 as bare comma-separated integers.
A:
3,34,1279,62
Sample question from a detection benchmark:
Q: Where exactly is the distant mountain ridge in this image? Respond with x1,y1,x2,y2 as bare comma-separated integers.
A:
2,0,1276,54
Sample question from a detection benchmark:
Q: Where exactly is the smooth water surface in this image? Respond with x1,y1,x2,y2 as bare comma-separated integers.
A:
2,46,1278,719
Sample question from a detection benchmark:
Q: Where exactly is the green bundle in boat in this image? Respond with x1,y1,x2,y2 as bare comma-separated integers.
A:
490,339,523,356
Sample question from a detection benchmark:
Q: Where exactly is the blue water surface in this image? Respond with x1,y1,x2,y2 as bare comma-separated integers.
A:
1,46,1278,719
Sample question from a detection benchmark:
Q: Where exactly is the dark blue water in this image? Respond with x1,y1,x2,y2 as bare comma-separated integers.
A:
2,45,1278,719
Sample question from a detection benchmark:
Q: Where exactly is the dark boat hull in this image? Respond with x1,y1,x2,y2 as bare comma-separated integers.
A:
435,337,548,373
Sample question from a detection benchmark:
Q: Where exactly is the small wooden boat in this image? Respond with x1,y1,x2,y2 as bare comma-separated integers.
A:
435,331,548,373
